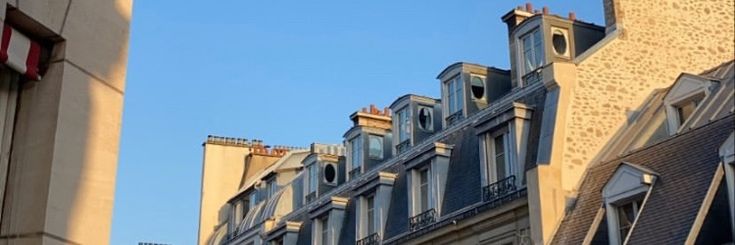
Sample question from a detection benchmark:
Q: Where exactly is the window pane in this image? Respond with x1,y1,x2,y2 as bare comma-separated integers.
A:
368,135,383,159
533,30,544,68
321,216,330,245
309,165,317,192
367,196,375,234
351,136,362,170
523,35,534,72
448,81,456,113
455,78,463,113
419,169,429,212
676,100,698,125
494,136,506,180
398,108,410,142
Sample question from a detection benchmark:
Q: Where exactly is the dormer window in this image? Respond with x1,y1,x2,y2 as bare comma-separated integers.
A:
417,106,434,132
317,215,331,245
551,27,570,58
350,135,363,174
470,75,486,101
305,163,318,202
446,76,464,118
663,74,713,134
368,135,384,160
616,198,643,242
602,163,656,245
396,107,410,144
674,96,702,126
521,28,544,75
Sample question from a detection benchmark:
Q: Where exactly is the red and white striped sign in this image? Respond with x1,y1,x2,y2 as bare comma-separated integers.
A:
0,24,41,80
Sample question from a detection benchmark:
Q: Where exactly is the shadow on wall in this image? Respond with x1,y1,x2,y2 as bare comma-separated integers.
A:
1,0,131,244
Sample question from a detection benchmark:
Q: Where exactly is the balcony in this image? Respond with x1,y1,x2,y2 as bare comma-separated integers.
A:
396,140,411,154
446,111,464,126
408,208,436,232
305,192,316,203
356,233,380,245
349,168,361,180
482,175,518,203
521,68,542,85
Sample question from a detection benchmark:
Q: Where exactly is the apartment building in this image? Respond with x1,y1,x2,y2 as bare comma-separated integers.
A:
198,0,734,244
0,1,132,244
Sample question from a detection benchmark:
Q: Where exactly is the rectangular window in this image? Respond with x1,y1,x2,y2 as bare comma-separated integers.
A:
368,135,384,160
248,192,257,210
485,132,513,183
397,108,410,143
0,70,19,222
366,195,375,235
446,76,464,115
522,29,544,74
309,164,318,194
320,216,330,245
266,179,277,198
419,168,430,213
350,135,363,172
675,99,700,125
617,199,642,242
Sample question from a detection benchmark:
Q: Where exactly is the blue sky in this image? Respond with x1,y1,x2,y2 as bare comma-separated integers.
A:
111,1,604,244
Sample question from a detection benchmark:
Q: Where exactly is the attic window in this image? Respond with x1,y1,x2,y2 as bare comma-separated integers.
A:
551,28,569,57
324,163,337,185
674,97,701,125
470,75,486,100
417,106,434,132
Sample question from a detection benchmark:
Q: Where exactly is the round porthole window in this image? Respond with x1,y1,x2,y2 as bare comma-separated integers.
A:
323,163,336,184
471,76,485,100
552,30,568,56
418,106,433,131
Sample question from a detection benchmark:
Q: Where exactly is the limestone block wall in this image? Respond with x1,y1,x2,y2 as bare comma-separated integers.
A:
560,0,735,192
0,0,132,244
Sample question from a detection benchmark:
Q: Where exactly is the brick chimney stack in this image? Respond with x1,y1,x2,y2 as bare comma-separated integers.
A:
349,104,392,130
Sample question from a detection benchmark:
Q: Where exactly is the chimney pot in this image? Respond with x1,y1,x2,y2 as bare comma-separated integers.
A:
525,3,533,12
569,12,576,21
542,6,549,15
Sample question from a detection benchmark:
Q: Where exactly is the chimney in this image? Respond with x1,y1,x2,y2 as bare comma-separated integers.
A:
501,3,535,35
349,104,392,130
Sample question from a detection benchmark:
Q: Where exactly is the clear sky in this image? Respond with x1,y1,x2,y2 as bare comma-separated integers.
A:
111,1,604,244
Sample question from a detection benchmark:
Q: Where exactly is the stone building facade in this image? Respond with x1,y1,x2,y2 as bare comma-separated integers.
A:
197,0,734,244
0,1,132,244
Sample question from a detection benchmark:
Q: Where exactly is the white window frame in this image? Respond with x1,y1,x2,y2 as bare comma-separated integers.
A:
469,74,486,102
520,28,544,76
602,164,655,245
444,76,464,117
663,75,714,134
357,193,377,239
395,107,410,144
316,215,331,245
368,134,384,160
409,166,435,216
482,128,516,184
349,135,363,172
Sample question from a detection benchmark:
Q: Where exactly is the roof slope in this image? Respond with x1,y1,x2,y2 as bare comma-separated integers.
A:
552,114,734,244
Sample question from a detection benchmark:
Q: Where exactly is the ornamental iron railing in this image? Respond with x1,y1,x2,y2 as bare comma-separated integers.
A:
396,140,411,154
349,168,361,180
522,68,542,85
305,192,316,203
482,175,517,202
409,208,436,232
356,233,381,245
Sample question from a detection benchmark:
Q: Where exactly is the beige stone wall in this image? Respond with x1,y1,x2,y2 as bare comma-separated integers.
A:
0,0,132,244
198,143,250,245
562,0,735,192
529,0,735,243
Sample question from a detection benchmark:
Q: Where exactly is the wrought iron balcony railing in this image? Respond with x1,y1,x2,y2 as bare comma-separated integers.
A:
446,112,464,126
305,192,316,203
396,140,411,154
356,233,381,245
522,68,543,85
409,208,436,232
482,175,517,203
349,168,361,180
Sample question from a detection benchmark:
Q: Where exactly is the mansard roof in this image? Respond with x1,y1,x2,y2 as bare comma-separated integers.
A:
552,114,734,244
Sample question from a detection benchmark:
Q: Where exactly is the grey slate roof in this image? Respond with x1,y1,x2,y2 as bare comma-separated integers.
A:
551,114,734,244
